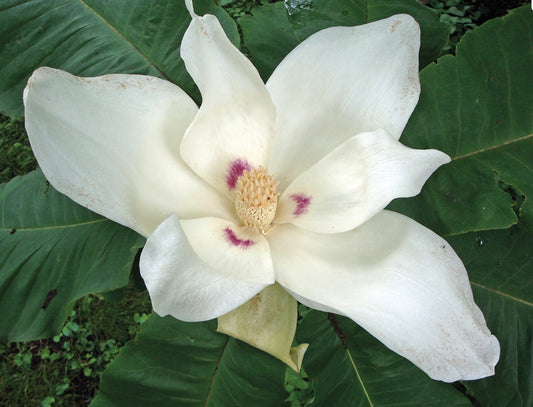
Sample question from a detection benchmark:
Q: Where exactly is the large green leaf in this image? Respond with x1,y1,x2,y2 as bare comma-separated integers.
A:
291,8,533,406
0,0,238,117
296,311,471,406
447,225,533,407
241,0,449,81
389,6,533,236
239,2,299,81
90,315,287,407
0,170,144,341
385,7,533,405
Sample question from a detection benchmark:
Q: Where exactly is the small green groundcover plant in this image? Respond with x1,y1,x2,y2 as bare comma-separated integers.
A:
0,284,151,406
0,0,532,406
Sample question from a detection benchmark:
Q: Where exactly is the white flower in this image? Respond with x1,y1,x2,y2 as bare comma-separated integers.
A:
23,0,499,382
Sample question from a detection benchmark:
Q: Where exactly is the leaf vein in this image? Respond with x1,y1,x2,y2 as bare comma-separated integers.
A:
452,133,533,161
0,218,106,232
471,281,533,307
77,0,171,81
204,336,229,407
346,348,374,407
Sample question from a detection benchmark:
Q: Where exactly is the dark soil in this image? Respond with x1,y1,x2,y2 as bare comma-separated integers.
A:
473,0,530,24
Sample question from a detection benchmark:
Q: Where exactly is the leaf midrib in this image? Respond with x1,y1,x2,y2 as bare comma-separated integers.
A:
346,347,375,407
471,281,533,308
204,336,229,407
330,314,375,407
77,0,172,82
452,133,533,161
0,218,106,232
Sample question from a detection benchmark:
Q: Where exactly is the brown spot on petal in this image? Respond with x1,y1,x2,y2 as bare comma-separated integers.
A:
390,19,401,32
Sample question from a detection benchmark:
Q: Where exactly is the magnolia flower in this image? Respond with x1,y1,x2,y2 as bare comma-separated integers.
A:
23,0,499,382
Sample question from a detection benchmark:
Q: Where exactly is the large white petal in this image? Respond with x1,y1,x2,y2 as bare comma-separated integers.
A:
24,67,233,237
180,6,276,197
140,215,266,322
269,211,500,382
276,129,450,233
267,15,421,189
180,217,275,285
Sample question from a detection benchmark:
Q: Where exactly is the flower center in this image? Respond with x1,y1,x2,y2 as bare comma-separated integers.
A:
234,166,279,233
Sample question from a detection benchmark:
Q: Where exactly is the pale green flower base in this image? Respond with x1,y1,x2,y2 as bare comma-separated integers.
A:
217,283,308,372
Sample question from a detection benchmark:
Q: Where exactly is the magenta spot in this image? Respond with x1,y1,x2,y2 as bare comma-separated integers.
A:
290,193,311,216
224,227,255,249
226,158,251,190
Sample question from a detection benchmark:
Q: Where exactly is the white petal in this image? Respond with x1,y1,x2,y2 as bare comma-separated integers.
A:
276,129,450,233
140,215,267,322
180,11,276,196
180,217,275,285
269,211,500,382
24,67,233,237
185,0,194,15
267,15,421,189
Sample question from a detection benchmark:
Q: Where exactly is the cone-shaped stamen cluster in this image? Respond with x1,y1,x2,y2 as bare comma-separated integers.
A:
235,166,279,232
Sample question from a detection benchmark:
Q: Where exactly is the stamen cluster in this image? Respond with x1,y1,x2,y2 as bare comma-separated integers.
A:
234,166,279,232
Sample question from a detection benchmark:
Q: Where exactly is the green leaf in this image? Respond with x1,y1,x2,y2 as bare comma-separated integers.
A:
241,0,448,81
240,2,299,81
283,0,366,39
0,0,238,117
390,6,533,236
0,170,144,341
447,225,533,407
90,315,287,407
384,7,533,404
296,311,471,406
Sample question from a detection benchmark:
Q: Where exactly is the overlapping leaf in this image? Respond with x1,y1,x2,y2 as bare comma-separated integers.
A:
240,0,449,81
90,315,287,407
390,6,533,236
0,0,238,117
0,170,144,341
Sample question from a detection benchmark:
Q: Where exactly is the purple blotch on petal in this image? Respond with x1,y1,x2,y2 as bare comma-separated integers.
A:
226,158,251,190
224,227,255,249
290,193,311,216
